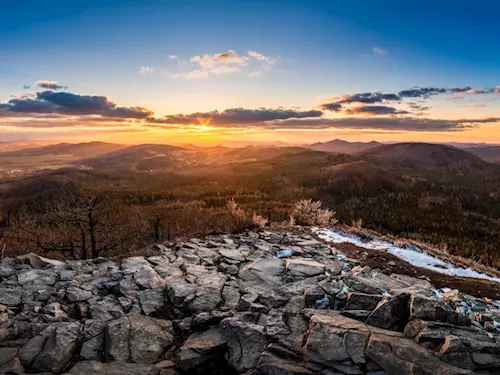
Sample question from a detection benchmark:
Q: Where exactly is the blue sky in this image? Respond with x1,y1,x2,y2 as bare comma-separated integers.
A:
1,0,499,144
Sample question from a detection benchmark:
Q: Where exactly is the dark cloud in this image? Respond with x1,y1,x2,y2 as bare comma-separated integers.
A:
151,108,323,125
0,91,153,119
344,105,410,116
35,80,67,90
457,117,500,124
334,92,401,104
320,85,498,116
450,86,472,93
317,102,343,112
409,104,431,111
398,87,446,98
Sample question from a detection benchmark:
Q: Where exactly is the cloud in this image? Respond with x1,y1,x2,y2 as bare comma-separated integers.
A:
191,50,248,71
398,87,447,98
450,86,472,93
266,117,500,131
150,108,323,125
170,49,277,79
317,102,343,112
35,80,67,90
170,70,209,79
344,105,410,116
322,85,498,114
0,91,153,119
140,66,154,74
168,55,178,59
332,92,402,104
372,47,387,56
248,50,277,65
23,85,31,89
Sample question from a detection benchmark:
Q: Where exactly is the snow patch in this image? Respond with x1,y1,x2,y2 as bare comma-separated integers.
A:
314,228,500,284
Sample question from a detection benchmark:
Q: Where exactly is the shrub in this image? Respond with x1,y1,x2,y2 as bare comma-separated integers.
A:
290,199,338,226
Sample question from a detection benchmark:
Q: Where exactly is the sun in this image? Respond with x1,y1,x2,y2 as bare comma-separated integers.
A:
196,116,214,132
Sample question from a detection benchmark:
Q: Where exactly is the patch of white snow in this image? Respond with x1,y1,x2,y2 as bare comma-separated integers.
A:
314,228,500,284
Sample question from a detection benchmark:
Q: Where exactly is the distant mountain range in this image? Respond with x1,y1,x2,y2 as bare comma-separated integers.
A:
306,139,382,153
0,141,125,158
3,140,500,176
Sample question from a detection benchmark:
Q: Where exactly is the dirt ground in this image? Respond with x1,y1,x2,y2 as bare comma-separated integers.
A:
325,241,500,300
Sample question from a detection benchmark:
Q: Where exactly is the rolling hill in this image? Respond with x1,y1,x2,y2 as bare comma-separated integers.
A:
465,146,500,164
359,142,489,169
0,142,126,158
307,139,382,153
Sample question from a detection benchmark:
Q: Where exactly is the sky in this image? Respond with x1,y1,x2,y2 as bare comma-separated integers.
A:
1,0,500,145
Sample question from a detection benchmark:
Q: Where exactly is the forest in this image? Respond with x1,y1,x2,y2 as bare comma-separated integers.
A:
2,143,500,267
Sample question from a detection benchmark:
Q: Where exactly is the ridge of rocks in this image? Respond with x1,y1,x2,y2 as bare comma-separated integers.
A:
1,229,499,375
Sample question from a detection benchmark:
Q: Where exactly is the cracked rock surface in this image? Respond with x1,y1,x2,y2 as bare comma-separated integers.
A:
1,229,500,374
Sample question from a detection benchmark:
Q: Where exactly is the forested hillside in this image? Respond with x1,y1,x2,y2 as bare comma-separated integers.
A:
2,142,500,266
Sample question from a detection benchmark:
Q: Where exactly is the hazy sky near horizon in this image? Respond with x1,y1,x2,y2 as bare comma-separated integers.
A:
1,0,500,145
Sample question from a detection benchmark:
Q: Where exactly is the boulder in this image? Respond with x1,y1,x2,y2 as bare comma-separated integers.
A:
254,352,314,375
66,285,93,302
134,265,166,290
17,253,65,269
138,288,165,316
220,316,268,373
32,322,82,373
365,293,411,331
89,296,124,321
0,347,19,366
177,327,227,371
107,315,174,364
0,356,24,375
410,295,471,326
62,360,158,375
345,292,384,311
366,333,475,375
0,287,23,306
285,259,325,277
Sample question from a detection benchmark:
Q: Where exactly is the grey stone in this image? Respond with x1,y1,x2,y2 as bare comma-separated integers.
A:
177,327,226,371
0,287,23,306
62,360,157,375
365,293,411,332
32,322,82,373
345,292,384,311
410,295,471,326
138,288,165,316
285,258,325,277
220,316,268,373
66,285,93,302
134,265,166,290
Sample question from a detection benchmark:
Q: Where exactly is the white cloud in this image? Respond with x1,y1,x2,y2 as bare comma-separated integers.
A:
248,50,277,65
140,66,154,74
170,70,209,79
190,50,248,71
168,55,178,59
167,49,277,79
372,47,387,57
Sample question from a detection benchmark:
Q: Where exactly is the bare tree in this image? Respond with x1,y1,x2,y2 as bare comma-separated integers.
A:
13,183,136,259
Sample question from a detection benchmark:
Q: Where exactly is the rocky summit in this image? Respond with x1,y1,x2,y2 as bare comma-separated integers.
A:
1,229,500,375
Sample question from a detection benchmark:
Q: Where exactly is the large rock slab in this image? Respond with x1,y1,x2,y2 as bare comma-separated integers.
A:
177,327,227,371
32,322,82,373
107,315,174,364
62,361,158,375
365,293,411,331
220,315,268,373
